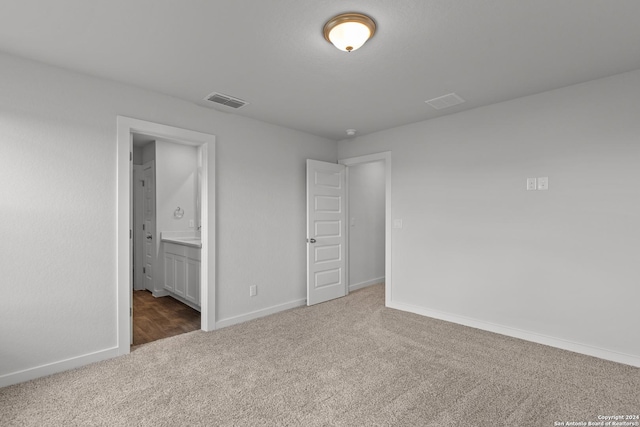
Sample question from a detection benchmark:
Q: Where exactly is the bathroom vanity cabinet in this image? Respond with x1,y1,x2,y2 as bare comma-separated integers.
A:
163,242,200,309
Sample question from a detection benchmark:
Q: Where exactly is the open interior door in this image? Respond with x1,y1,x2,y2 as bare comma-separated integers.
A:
142,160,156,293
306,159,346,305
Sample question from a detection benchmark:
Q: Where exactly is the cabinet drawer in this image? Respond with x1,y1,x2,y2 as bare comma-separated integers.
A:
164,243,200,261
164,242,187,256
186,246,201,261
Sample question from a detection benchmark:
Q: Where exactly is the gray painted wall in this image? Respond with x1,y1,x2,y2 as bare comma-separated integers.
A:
2,49,639,384
339,69,640,363
0,52,337,381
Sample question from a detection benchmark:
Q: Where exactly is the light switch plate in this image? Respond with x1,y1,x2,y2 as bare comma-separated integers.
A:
393,219,403,229
537,177,548,190
527,178,537,191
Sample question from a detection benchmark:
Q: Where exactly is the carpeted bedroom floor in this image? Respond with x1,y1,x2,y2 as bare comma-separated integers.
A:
1,284,638,426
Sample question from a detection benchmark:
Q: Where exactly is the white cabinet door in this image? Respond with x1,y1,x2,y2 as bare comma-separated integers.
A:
164,253,175,292
174,256,186,297
163,243,200,307
185,258,200,305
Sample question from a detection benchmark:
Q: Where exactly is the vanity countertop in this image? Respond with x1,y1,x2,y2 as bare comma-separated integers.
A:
160,232,202,248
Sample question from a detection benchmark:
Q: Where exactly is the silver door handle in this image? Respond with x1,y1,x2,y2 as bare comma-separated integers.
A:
308,238,316,243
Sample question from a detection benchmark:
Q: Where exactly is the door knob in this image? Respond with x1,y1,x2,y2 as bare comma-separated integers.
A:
308,238,316,243
146,235,152,240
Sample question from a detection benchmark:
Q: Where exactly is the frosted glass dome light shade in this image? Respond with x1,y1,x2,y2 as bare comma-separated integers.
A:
323,13,376,52
328,22,370,52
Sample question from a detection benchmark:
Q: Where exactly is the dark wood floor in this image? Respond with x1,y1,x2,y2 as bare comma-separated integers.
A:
132,290,200,346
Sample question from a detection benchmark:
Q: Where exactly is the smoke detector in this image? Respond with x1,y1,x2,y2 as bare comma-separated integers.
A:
346,129,357,136
203,92,248,109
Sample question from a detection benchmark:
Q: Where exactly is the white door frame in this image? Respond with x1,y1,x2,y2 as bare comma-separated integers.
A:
339,152,392,306
117,116,216,355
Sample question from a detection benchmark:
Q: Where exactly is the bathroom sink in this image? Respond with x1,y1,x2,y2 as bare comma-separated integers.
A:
161,236,202,248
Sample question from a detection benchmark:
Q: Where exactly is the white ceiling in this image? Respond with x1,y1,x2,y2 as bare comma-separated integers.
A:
2,0,640,141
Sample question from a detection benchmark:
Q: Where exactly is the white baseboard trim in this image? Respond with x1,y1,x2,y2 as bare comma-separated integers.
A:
216,298,306,330
388,301,640,368
0,347,120,388
349,277,385,292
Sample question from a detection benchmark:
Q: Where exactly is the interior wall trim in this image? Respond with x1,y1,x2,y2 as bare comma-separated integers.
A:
215,299,306,330
388,301,640,368
349,277,385,292
116,115,217,356
0,347,120,388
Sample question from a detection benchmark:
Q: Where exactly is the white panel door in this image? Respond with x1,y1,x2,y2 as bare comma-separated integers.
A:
132,165,145,291
142,161,156,292
306,159,346,306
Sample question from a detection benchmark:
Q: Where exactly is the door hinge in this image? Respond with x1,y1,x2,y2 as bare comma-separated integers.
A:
130,152,133,162
142,224,145,231
130,229,132,239
142,180,145,187
143,267,146,274
130,307,132,317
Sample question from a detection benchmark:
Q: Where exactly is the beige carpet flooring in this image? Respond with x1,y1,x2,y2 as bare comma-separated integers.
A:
1,284,638,426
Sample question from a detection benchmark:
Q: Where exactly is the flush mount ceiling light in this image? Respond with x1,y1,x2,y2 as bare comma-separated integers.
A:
323,12,376,52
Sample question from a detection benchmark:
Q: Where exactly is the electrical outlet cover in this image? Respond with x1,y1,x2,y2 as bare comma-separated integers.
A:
537,177,548,190
527,178,537,191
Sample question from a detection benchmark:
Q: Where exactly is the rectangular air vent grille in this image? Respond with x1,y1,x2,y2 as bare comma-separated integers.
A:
425,93,465,110
204,92,248,109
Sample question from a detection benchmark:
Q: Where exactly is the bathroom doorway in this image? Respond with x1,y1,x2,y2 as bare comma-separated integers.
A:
131,135,202,346
116,116,216,355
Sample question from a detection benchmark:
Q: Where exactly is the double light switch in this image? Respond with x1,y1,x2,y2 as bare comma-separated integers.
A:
527,177,548,191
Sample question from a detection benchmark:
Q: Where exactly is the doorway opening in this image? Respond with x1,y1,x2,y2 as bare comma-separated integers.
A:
131,135,203,346
345,160,386,293
305,152,391,307
340,152,392,305
117,117,216,355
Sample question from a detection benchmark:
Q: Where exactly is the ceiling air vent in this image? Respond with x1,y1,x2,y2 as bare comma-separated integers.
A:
425,93,465,110
204,92,248,109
